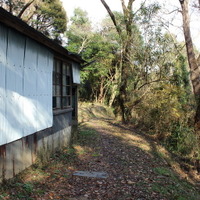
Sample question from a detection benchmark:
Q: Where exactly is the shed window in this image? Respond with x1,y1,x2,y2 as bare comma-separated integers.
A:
53,59,72,109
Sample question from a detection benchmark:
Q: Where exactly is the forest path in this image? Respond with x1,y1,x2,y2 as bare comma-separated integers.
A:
57,117,199,200
29,106,199,200
2,105,200,199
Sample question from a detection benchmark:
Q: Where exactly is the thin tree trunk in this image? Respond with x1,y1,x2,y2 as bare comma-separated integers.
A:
179,0,200,129
98,79,105,103
109,67,120,107
17,0,35,18
100,0,135,122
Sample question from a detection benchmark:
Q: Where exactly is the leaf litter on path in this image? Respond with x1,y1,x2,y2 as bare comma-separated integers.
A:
1,117,200,200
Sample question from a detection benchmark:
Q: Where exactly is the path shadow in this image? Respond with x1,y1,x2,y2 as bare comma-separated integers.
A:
104,119,200,185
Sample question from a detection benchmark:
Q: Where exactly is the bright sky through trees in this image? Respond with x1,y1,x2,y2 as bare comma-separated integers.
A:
61,0,200,50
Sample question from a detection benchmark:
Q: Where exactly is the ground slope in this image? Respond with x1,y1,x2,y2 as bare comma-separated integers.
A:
1,103,200,200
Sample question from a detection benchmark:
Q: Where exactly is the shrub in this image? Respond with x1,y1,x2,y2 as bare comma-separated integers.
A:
132,83,198,156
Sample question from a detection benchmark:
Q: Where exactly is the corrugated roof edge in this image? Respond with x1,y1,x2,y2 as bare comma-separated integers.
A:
0,7,85,64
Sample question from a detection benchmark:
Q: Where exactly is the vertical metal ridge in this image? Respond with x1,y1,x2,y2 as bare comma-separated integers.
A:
5,27,8,144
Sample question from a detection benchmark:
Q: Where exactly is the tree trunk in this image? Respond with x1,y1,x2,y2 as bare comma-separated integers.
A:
109,67,120,107
119,44,132,122
179,0,200,129
98,79,105,103
100,0,135,123
17,0,35,18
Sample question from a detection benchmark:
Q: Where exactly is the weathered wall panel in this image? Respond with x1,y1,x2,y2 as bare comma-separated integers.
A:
23,38,39,135
12,140,23,175
0,24,7,145
0,25,53,146
72,62,80,84
0,9,81,182
6,29,25,142
37,47,53,131
52,112,72,149
0,111,73,182
4,143,13,180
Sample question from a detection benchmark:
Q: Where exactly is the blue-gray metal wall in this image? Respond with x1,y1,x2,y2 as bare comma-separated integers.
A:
0,23,53,146
0,111,72,181
72,62,80,84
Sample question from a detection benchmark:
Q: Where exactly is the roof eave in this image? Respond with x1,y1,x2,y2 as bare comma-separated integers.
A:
0,7,84,64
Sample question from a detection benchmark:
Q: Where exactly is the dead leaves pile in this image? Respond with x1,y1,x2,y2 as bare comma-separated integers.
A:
1,119,200,200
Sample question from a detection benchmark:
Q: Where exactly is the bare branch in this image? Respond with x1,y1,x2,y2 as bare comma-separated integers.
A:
137,79,166,90
197,54,200,66
17,0,35,18
165,8,180,15
127,0,135,12
100,0,122,36
120,0,127,15
134,0,147,16
8,0,12,13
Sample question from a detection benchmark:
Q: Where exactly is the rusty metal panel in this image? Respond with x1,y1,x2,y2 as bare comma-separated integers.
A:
0,24,7,145
72,62,80,84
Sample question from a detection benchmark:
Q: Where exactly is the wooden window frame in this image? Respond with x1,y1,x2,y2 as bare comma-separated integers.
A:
53,59,72,111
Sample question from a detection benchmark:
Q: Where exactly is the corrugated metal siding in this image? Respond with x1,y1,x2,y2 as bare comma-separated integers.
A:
72,62,80,84
6,29,25,142
0,24,7,145
0,24,53,146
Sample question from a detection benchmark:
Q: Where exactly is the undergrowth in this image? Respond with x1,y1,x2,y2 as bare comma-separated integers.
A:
131,85,200,163
0,124,98,200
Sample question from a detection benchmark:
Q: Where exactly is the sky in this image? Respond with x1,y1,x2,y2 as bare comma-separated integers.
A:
60,0,200,50
60,0,123,23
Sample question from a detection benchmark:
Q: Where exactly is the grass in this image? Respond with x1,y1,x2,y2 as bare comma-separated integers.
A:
0,180,35,200
151,166,200,200
153,166,172,176
0,103,199,199
0,166,48,200
0,125,99,200
78,102,114,123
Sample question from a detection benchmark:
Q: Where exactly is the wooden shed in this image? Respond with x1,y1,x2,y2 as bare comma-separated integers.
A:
0,7,84,181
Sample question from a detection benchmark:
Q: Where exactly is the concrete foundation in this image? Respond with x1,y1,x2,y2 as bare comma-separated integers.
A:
0,111,74,182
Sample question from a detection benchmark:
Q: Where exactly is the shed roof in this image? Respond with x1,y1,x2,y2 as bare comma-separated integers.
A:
0,7,84,64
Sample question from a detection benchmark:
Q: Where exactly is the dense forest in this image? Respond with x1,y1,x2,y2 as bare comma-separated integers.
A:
1,0,200,165
67,0,200,164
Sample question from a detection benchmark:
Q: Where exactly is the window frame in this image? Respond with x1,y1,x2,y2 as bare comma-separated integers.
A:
53,58,72,111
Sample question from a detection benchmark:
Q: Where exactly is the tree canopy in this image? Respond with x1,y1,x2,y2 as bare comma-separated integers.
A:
1,0,200,172
1,0,67,40
66,0,200,162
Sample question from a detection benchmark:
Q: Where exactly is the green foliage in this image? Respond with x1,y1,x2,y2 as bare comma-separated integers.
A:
153,167,172,176
66,3,200,158
1,0,67,40
135,84,186,132
51,147,77,165
66,7,92,54
70,7,90,25
166,123,197,155
171,55,190,92
30,0,67,39
133,81,197,156
67,8,121,103
152,167,200,200
15,182,34,195
0,180,35,200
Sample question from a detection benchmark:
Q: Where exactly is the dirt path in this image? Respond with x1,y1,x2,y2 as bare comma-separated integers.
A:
1,115,200,200
60,118,199,200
